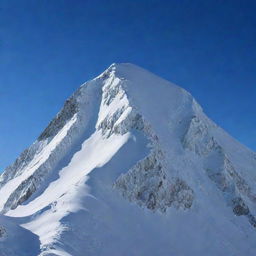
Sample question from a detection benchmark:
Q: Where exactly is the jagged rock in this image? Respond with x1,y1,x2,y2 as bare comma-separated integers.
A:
38,96,78,141
182,116,219,156
3,176,37,213
248,214,256,228
183,113,256,228
232,197,249,216
0,141,45,187
114,150,194,212
0,226,6,238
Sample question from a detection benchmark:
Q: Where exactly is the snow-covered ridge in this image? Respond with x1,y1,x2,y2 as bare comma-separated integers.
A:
0,63,256,256
183,114,256,228
0,214,40,256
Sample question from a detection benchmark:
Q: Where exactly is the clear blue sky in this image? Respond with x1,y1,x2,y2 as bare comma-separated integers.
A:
1,0,256,170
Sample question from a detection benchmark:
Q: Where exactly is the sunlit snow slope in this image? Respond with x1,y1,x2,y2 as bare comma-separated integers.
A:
1,63,256,256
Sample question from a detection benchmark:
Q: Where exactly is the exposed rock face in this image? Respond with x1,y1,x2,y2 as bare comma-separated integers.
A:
232,197,249,216
182,116,218,156
0,114,79,213
95,69,195,213
38,96,78,141
0,95,79,189
0,81,99,213
98,109,145,137
0,141,46,187
183,114,256,228
0,96,80,213
114,149,194,212
3,175,37,213
0,226,6,238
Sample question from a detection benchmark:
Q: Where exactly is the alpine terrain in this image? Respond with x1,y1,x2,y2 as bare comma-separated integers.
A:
0,63,256,256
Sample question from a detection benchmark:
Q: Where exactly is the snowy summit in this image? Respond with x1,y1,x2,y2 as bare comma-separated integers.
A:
0,63,256,256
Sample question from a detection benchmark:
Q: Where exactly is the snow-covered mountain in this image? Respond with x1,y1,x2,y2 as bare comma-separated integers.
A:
0,63,256,256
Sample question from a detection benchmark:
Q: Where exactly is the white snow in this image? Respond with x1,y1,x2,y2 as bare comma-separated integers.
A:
0,114,78,211
0,214,40,256
9,130,130,246
0,63,256,256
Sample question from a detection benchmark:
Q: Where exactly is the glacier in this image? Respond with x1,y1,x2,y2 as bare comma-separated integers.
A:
0,63,256,256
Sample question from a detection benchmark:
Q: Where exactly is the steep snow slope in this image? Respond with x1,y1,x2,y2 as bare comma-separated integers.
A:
0,214,40,256
1,63,256,256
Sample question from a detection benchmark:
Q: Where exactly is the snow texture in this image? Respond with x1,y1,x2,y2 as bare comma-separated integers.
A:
0,63,256,256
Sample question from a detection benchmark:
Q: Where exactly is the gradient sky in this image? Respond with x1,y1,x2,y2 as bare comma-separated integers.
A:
0,0,256,171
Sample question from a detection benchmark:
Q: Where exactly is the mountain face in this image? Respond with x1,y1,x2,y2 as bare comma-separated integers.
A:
0,63,256,256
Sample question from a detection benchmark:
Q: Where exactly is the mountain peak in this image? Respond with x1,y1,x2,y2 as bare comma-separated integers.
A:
0,64,256,256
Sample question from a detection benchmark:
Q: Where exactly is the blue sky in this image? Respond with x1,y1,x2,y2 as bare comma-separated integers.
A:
0,0,256,170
